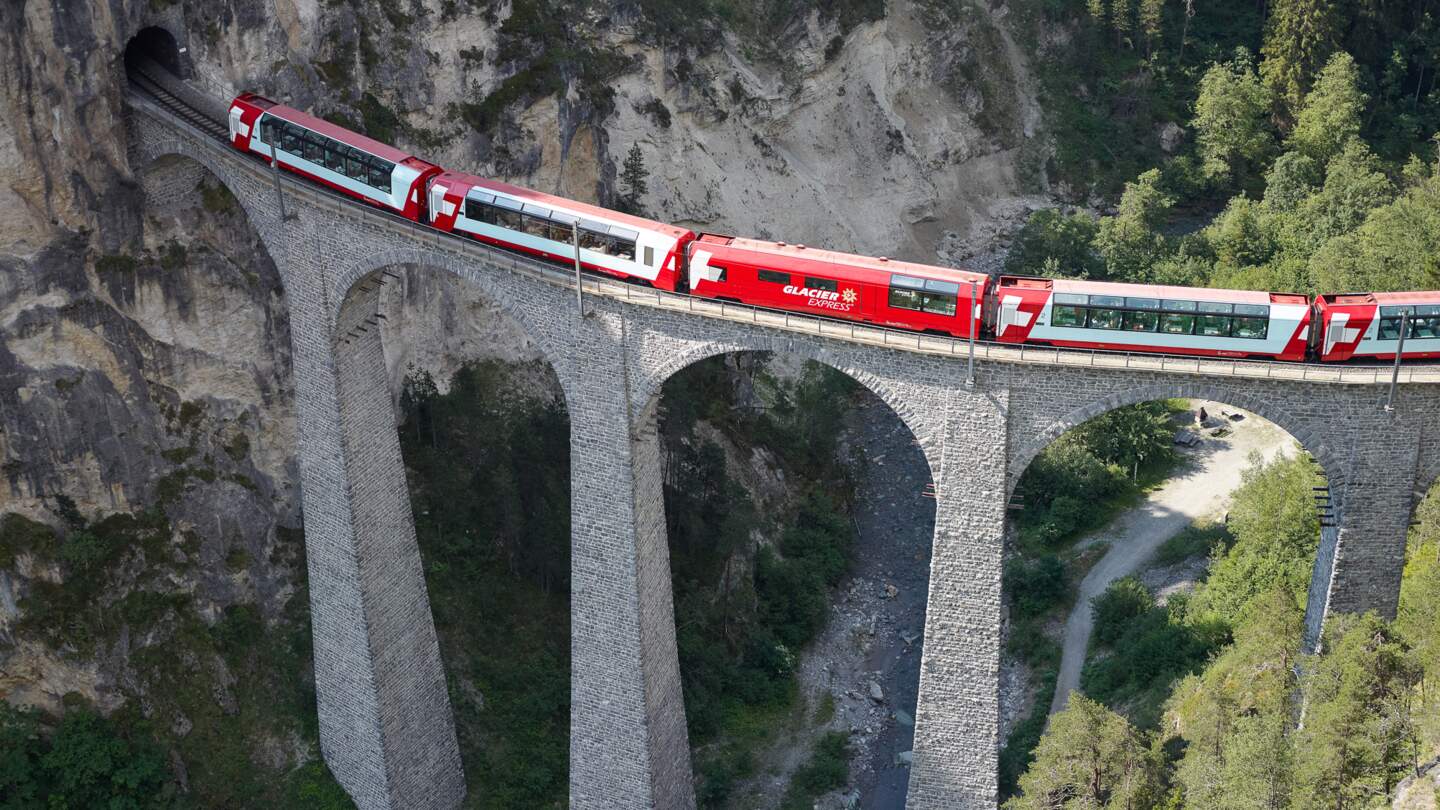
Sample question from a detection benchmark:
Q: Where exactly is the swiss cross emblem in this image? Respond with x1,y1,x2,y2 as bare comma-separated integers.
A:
842,288,857,304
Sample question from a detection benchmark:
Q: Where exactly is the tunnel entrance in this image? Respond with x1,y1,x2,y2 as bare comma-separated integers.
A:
124,26,185,78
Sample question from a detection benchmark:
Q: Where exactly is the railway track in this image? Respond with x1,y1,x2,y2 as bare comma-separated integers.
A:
122,71,1440,385
127,67,229,141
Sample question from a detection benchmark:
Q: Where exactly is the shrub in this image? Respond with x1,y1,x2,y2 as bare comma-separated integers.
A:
1005,555,1068,619
1091,577,1153,646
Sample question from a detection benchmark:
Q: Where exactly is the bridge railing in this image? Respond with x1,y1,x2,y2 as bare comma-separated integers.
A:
127,91,1440,387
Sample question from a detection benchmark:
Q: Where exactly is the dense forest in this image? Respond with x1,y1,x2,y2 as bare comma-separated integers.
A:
998,0,1440,803
1011,0,1440,295
1007,464,1440,809
397,362,572,810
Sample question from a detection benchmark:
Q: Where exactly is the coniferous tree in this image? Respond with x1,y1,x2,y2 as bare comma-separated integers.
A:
1260,0,1344,119
618,143,649,216
1288,52,1368,165
1291,614,1422,809
1006,694,1161,810
1193,54,1276,189
1166,589,1302,809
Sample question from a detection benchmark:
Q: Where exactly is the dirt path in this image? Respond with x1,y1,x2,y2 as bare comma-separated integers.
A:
1048,403,1294,716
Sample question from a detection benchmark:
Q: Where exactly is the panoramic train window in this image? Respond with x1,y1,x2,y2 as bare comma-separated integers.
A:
464,195,639,261
1197,314,1231,336
578,223,611,252
1039,293,1269,338
260,116,394,193
804,277,838,292
1161,312,1195,334
759,270,790,284
888,275,958,316
1378,305,1440,340
1051,293,1087,327
1086,296,1125,330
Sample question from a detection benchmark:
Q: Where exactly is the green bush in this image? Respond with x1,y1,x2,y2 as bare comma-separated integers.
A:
1154,520,1232,566
1004,208,1102,278
1082,595,1222,727
1005,554,1068,619
1091,577,1154,646
779,731,851,809
0,702,178,808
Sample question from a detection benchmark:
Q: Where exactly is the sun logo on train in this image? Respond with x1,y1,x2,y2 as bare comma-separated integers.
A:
842,288,857,304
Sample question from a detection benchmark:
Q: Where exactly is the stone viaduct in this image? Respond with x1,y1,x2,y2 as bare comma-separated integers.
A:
123,72,1440,810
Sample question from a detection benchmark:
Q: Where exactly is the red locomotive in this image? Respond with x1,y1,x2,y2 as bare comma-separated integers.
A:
227,92,1439,366
686,235,987,339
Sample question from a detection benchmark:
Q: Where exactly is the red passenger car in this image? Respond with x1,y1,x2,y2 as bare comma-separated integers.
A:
1315,291,1440,362
227,93,440,220
685,235,988,339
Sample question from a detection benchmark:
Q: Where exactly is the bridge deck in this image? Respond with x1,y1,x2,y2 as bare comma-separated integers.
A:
126,84,1440,386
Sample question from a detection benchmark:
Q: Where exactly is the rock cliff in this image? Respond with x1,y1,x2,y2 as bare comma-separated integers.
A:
0,0,1046,799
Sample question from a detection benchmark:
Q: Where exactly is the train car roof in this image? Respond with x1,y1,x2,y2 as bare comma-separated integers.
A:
240,96,423,166
1319,290,1440,306
1001,275,1307,305
436,171,693,240
701,234,988,285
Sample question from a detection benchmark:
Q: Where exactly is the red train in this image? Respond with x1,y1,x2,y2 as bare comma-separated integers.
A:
227,93,1440,364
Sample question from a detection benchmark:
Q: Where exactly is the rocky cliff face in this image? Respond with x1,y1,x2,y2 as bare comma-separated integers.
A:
0,0,1045,798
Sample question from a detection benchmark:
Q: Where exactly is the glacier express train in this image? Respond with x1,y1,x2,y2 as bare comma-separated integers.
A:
227,92,1440,364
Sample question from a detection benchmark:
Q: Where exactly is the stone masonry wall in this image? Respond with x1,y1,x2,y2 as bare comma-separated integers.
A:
129,101,1440,810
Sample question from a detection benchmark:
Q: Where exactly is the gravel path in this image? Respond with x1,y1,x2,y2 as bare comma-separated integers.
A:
1048,403,1294,716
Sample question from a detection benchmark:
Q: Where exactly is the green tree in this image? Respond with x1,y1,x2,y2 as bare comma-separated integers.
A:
1095,169,1174,281
1073,401,1176,477
1262,150,1321,211
1193,55,1276,187
1191,454,1320,624
1307,158,1440,293
1004,208,1102,279
1005,694,1161,809
1260,0,1344,118
1291,614,1423,808
1396,482,1440,747
1288,52,1368,165
618,143,649,215
1205,195,1277,273
1165,589,1302,810
1286,139,1397,253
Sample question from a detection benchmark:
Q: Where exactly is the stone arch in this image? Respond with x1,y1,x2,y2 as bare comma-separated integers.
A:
1008,382,1341,499
637,336,941,476
330,249,571,405
132,139,279,241
643,338,944,806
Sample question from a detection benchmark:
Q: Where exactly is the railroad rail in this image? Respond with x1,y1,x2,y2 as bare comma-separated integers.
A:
125,72,1440,386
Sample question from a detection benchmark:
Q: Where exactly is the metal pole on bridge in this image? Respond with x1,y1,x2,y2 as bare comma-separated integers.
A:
1384,311,1409,412
268,138,289,222
571,224,585,316
965,282,977,388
